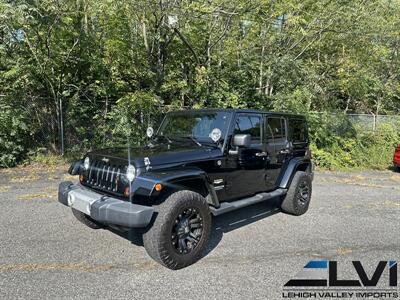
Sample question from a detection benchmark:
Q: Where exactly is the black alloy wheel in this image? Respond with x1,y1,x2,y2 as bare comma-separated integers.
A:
142,190,212,269
280,171,312,216
171,208,203,254
297,181,310,206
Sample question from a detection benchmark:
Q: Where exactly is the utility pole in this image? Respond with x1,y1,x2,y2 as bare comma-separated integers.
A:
370,112,376,132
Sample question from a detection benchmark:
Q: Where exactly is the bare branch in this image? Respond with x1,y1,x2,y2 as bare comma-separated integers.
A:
173,27,200,64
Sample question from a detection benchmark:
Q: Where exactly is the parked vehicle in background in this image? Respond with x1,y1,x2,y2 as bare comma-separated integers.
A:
58,109,314,269
393,144,400,171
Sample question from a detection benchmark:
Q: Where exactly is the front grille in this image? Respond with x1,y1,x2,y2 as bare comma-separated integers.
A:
85,159,125,193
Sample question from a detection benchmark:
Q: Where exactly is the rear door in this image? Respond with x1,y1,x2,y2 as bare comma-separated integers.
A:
288,118,309,157
264,116,290,189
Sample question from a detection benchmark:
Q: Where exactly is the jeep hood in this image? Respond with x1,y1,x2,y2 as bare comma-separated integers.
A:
88,142,219,168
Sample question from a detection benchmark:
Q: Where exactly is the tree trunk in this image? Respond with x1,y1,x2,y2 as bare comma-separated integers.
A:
259,26,266,94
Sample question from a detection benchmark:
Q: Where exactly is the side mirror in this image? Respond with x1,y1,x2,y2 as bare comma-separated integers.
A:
229,134,251,155
146,127,154,138
233,134,251,148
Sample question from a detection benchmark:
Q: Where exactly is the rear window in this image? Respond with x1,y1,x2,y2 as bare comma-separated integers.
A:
267,118,286,140
289,119,308,143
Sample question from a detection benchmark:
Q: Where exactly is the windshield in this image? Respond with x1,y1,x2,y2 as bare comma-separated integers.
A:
158,111,232,144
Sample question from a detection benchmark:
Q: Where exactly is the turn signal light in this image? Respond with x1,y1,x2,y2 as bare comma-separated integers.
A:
79,174,84,182
155,183,163,192
124,187,130,197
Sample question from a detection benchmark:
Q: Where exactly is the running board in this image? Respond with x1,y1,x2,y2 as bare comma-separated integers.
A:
210,188,287,216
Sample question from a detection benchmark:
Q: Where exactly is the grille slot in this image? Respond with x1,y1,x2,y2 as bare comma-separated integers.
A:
85,159,123,193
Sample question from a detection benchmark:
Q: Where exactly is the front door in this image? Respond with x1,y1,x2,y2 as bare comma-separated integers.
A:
226,113,268,199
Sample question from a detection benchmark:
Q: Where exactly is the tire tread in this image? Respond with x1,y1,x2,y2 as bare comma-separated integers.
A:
281,171,312,216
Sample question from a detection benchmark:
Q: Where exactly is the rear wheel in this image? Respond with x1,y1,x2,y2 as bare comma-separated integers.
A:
281,171,312,216
71,208,104,229
143,190,211,270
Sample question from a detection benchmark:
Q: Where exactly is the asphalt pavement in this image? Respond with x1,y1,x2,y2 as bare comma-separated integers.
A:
0,165,399,299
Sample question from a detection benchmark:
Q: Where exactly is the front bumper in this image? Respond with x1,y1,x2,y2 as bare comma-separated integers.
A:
58,181,154,228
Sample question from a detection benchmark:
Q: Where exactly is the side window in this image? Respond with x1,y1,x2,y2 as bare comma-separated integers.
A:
267,117,286,141
289,119,308,143
234,115,262,144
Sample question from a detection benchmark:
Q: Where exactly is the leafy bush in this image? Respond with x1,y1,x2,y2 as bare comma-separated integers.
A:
0,103,30,167
309,116,399,170
101,91,162,147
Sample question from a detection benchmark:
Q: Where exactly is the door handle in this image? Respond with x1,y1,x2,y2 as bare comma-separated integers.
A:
255,152,268,157
279,149,291,155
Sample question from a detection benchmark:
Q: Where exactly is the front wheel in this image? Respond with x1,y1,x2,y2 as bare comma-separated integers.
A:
143,190,211,270
281,171,312,216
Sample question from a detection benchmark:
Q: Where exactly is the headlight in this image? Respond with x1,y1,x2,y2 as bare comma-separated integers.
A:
126,165,136,181
83,157,90,170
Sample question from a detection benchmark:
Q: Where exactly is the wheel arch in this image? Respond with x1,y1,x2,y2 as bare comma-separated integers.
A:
142,168,220,207
278,157,312,189
166,177,219,207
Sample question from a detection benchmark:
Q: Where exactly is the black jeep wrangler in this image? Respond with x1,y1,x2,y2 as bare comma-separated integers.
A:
59,109,313,269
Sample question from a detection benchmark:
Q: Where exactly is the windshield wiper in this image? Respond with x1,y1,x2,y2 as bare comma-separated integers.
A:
172,136,202,147
156,135,172,143
200,140,220,148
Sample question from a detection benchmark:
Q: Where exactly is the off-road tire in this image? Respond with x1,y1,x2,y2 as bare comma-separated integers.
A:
142,190,211,270
71,208,104,229
281,171,312,216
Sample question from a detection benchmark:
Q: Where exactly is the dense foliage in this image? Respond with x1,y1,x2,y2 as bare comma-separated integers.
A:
1,0,399,168
308,113,400,170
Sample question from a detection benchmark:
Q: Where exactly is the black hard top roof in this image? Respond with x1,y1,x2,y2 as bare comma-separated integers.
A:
168,108,306,119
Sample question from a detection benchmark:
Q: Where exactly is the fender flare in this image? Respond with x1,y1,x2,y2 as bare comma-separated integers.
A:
278,157,312,189
132,167,220,207
68,160,83,175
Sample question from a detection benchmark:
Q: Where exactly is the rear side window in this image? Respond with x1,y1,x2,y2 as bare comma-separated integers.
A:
289,119,308,143
267,118,286,141
234,115,262,144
